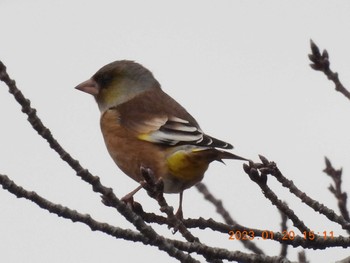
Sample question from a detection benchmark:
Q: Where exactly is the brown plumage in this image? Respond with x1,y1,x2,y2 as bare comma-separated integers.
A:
75,60,246,217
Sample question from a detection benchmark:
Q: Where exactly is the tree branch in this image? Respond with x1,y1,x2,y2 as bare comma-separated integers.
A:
140,167,201,243
253,155,350,232
309,39,350,100
243,157,311,234
1,172,306,263
323,157,350,234
279,206,288,257
196,182,265,255
0,60,198,263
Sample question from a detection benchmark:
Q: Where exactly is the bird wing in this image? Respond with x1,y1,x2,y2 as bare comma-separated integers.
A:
134,115,233,149
115,88,233,149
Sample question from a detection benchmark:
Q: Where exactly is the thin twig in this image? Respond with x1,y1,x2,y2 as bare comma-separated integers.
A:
279,206,288,258
323,157,350,234
0,174,148,242
309,39,350,100
243,158,311,234
256,155,350,232
298,251,309,263
140,170,227,263
196,182,265,255
140,167,201,243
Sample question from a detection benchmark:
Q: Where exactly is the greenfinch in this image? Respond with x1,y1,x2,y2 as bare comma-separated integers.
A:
75,60,246,217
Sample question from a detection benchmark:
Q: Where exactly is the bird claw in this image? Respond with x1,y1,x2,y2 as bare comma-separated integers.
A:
121,193,135,204
175,208,184,221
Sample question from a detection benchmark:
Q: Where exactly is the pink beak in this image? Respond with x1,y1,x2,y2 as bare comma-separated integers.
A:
75,79,99,96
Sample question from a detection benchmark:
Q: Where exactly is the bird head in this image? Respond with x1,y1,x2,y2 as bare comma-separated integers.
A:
75,60,160,112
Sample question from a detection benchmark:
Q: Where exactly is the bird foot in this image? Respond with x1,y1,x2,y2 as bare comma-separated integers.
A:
175,208,184,221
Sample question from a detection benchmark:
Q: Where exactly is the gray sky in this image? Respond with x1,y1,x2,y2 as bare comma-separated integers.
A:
1,1,350,262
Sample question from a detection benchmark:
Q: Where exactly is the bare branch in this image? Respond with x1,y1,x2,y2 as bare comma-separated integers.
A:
139,212,350,249
2,172,296,262
0,173,199,262
196,182,265,255
309,40,350,100
323,157,350,233
279,206,288,258
243,158,311,234
140,167,201,243
253,155,350,232
298,250,309,263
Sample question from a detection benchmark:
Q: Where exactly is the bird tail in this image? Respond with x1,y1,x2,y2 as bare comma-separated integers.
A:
191,148,248,162
214,149,248,162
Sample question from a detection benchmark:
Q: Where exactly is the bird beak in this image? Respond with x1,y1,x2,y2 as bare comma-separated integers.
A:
75,79,99,96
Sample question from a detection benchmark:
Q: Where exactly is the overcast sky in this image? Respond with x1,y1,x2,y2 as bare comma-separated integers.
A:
1,1,350,262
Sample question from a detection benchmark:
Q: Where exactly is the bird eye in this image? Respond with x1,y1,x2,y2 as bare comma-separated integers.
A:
96,73,113,88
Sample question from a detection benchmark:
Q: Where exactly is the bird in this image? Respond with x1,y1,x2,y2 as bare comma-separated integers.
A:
75,60,247,218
